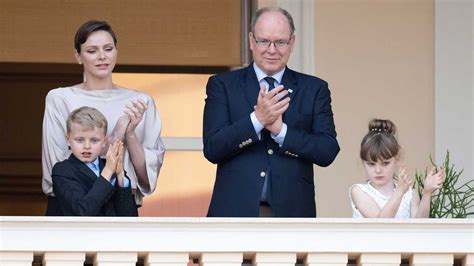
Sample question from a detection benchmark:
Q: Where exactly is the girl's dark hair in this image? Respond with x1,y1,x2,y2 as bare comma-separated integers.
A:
74,20,117,53
360,118,400,162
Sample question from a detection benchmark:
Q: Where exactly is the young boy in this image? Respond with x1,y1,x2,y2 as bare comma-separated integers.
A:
50,106,138,216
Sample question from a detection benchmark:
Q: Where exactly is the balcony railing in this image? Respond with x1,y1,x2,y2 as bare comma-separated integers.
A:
0,217,473,265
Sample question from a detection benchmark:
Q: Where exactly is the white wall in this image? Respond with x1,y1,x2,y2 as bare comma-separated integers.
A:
276,0,315,75
435,0,473,191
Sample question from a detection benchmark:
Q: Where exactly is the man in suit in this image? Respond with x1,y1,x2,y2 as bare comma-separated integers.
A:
203,6,340,217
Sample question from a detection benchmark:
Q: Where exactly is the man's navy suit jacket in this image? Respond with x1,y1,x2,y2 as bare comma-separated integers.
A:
203,64,340,217
51,154,138,216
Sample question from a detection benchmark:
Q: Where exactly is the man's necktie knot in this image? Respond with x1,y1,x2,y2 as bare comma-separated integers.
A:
264,76,276,91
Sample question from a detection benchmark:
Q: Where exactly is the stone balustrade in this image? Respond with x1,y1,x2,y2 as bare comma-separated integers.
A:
0,217,472,265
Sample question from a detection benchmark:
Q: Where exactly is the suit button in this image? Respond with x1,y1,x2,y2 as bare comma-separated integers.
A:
260,171,266,178
267,149,273,155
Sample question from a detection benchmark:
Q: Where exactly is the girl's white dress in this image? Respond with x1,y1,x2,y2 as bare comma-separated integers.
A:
349,182,413,218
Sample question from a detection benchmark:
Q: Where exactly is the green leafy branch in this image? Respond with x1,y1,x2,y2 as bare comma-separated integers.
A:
415,151,474,218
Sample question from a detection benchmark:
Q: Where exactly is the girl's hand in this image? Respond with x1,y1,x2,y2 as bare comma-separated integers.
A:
124,99,147,136
423,167,445,194
116,141,125,187
396,167,414,194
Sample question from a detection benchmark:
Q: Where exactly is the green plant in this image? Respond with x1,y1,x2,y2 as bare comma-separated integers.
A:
415,151,474,218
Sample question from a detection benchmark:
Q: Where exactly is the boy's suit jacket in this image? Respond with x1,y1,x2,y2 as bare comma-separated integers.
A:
51,154,138,216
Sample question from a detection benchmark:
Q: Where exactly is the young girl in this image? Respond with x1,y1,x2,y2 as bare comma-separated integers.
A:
349,119,445,218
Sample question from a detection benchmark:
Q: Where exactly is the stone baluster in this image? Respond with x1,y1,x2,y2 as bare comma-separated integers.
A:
253,252,296,266
94,252,137,266
43,252,85,266
0,251,33,266
410,253,453,266
145,252,190,266
199,252,243,266
464,254,474,266
357,253,401,266
305,252,348,266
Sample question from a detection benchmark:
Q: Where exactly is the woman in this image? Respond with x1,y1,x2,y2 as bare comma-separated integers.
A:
42,20,165,215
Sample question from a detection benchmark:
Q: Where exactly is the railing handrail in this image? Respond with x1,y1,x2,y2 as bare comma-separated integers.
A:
1,217,473,256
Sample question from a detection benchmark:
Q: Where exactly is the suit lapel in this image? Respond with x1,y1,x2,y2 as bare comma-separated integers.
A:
280,67,299,120
240,65,261,108
280,67,298,102
68,154,99,183
98,158,105,173
240,65,299,116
